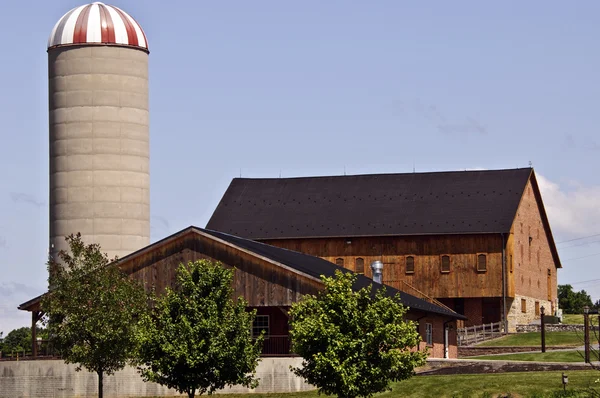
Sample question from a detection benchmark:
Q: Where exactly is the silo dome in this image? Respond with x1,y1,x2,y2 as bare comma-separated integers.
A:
48,2,148,52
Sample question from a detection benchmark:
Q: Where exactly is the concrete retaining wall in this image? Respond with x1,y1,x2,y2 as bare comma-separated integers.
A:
0,358,314,398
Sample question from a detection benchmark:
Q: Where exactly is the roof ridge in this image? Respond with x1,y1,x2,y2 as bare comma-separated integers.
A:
231,167,533,181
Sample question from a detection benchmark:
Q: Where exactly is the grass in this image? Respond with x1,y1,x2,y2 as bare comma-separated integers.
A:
562,314,585,325
478,332,583,347
471,350,600,362
141,371,600,398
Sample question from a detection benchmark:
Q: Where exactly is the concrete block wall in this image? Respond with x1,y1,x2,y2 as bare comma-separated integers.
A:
0,358,314,398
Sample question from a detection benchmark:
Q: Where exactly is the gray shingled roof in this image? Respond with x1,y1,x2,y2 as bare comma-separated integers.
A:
206,168,533,239
199,228,465,319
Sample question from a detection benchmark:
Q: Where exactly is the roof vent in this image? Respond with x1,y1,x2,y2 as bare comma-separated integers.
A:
370,260,384,284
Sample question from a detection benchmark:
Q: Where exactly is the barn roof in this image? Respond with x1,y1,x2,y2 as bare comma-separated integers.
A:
207,168,534,239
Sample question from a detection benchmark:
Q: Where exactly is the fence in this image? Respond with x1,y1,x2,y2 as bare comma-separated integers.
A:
259,335,295,356
457,321,505,346
1,336,295,361
0,340,58,361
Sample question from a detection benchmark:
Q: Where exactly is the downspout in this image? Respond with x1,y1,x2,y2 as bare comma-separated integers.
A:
501,233,507,333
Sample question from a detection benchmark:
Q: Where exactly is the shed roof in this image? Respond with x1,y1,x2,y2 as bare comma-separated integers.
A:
207,168,533,239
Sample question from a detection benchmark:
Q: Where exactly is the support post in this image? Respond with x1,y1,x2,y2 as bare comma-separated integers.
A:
584,306,590,363
31,311,38,358
540,306,546,353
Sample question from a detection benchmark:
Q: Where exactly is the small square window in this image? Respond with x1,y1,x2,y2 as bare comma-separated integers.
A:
440,255,450,273
405,256,415,274
253,315,269,338
355,258,364,274
477,254,487,272
335,258,344,267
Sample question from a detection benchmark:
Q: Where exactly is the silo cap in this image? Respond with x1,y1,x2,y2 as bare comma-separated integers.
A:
48,2,148,52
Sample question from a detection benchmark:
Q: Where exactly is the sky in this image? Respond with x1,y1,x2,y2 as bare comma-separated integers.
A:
1,1,600,333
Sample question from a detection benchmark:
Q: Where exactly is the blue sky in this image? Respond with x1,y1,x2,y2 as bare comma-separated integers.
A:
2,1,600,332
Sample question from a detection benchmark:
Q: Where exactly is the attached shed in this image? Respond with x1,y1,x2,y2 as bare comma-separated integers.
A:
19,227,464,359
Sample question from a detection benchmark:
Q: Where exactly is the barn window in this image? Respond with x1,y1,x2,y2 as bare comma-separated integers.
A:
425,323,433,346
477,254,487,272
521,299,527,313
253,315,269,338
335,258,344,267
355,258,364,274
440,255,450,273
535,301,540,316
405,256,415,274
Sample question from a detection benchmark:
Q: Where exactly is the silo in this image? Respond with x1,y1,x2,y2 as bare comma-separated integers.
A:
48,2,150,261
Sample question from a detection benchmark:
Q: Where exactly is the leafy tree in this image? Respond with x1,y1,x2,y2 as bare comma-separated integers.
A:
137,260,263,398
2,327,30,352
558,284,593,313
0,326,47,353
41,233,148,398
289,270,427,398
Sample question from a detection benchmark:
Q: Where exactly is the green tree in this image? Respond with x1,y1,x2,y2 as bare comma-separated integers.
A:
137,260,263,398
41,233,148,398
289,271,427,398
0,326,47,354
558,284,593,313
2,327,30,353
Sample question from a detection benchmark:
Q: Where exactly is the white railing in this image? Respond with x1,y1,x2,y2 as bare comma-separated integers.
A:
457,321,505,346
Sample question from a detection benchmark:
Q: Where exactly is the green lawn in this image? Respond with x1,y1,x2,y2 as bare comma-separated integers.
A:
145,371,600,398
471,350,599,362
478,332,583,347
562,314,585,324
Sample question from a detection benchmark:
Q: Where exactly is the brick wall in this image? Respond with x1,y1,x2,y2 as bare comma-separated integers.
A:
510,179,558,310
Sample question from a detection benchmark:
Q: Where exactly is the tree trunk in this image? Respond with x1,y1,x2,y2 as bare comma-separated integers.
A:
187,387,195,398
98,370,103,398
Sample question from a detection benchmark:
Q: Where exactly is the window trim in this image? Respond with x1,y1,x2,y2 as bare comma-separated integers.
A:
425,323,433,346
405,255,415,274
476,253,487,272
440,255,451,273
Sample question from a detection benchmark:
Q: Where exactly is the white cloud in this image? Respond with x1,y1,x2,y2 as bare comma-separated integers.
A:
536,174,600,239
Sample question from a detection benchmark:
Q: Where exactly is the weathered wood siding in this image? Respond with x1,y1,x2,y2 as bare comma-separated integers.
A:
260,234,504,299
121,232,322,307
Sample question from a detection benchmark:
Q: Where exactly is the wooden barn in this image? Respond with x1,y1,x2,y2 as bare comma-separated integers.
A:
206,167,562,331
19,227,465,359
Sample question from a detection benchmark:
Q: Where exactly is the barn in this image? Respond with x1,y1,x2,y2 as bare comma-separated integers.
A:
206,167,562,331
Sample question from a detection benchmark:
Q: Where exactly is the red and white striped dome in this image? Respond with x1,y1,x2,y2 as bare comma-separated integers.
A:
48,2,148,52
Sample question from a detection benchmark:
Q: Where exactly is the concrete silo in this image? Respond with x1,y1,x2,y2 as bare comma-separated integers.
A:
48,2,150,261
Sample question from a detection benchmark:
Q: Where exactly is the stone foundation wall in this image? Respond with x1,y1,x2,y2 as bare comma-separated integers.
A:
0,358,314,398
458,345,578,357
516,324,598,333
507,295,551,332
